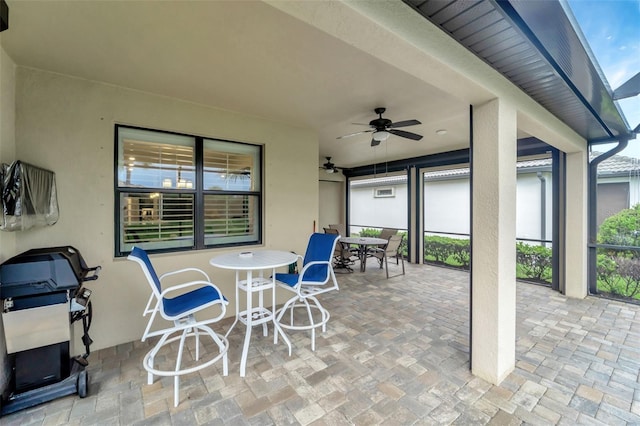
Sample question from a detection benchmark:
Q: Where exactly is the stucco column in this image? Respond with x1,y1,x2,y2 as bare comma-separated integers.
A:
564,150,588,298
471,98,517,384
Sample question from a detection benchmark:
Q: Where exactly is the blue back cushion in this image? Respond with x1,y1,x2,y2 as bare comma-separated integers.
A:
131,246,162,294
302,233,338,282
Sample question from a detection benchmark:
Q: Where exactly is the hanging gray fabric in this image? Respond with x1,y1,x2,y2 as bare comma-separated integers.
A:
1,160,59,231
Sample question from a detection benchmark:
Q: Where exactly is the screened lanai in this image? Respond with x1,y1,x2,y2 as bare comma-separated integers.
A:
0,0,638,422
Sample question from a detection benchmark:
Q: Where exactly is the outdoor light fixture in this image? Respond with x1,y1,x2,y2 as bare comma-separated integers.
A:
373,131,390,141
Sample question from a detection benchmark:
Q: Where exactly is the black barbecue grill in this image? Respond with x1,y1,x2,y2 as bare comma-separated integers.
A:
0,246,100,416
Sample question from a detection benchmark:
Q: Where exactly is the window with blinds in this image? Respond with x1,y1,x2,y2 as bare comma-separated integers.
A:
115,126,262,256
202,139,260,246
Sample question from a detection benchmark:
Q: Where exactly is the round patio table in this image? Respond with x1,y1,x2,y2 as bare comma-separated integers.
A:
339,237,388,272
210,250,297,377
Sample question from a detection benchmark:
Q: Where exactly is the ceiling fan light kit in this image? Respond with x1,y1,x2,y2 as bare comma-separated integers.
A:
373,130,390,141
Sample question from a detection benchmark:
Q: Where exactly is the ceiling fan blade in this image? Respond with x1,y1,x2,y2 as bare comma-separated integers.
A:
389,129,423,140
371,138,381,147
389,119,421,128
336,129,374,139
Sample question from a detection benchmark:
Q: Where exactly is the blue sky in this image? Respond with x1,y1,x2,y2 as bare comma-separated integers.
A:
567,0,640,138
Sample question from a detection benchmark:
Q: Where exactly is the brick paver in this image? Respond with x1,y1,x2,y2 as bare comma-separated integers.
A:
2,262,639,425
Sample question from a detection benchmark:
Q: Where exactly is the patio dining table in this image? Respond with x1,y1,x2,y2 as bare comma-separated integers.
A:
339,236,388,272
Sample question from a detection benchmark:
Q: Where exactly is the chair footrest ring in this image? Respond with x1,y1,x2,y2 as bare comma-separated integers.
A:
143,329,228,377
275,302,330,331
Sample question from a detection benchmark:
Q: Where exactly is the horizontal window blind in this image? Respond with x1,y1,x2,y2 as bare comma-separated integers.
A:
120,193,194,251
203,139,260,191
118,128,195,189
204,194,258,245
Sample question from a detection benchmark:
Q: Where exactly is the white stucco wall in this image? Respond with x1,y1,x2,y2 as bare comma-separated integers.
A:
424,178,470,235
319,174,345,231
0,46,16,259
0,44,16,398
351,170,554,242
516,172,553,242
10,67,319,353
349,182,408,233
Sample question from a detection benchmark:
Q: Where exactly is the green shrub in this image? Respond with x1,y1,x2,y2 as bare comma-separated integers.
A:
595,204,640,299
358,228,381,238
423,235,470,269
615,257,640,298
596,253,618,294
598,203,640,249
397,232,408,258
515,242,552,281
424,236,455,264
423,237,553,280
450,239,470,268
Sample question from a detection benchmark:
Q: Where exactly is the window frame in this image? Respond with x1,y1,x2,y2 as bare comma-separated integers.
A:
114,124,263,257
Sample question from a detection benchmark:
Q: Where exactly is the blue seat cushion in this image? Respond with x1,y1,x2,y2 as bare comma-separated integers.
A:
275,273,298,288
163,286,225,318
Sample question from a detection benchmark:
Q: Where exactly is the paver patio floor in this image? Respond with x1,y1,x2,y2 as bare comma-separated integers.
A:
2,261,639,425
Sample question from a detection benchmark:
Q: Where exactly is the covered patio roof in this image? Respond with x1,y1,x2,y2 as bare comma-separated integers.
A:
2,0,634,170
1,0,636,408
405,0,633,142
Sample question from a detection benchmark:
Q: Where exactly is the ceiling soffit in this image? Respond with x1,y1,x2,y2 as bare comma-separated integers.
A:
403,0,630,142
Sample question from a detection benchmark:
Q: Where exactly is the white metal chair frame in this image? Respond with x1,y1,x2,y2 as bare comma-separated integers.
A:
129,249,229,407
275,234,339,351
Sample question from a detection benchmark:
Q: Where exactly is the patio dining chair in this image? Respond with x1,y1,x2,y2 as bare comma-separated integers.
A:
368,234,405,278
328,224,348,237
328,223,360,261
324,227,355,272
274,232,339,351
128,247,229,407
369,227,399,267
380,227,398,239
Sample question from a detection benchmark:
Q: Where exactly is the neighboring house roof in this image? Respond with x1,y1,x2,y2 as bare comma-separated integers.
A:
593,153,640,177
350,154,640,187
351,175,408,188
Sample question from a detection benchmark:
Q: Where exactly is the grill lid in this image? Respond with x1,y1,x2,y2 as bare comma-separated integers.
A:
0,246,99,300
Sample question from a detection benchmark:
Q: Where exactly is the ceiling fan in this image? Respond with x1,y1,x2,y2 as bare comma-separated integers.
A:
320,157,341,174
337,107,423,146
